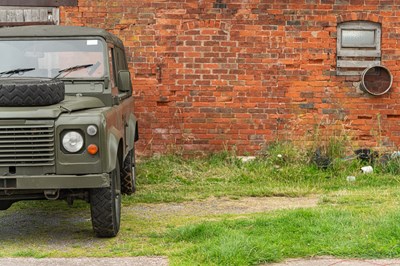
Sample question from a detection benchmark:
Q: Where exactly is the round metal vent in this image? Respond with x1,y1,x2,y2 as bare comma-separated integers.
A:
361,65,393,96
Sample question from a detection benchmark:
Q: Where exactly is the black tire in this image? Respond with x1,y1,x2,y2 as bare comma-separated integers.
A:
121,148,136,195
0,200,13,210
90,158,121,238
0,79,65,106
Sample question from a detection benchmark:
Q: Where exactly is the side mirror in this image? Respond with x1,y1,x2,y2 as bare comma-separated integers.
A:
118,70,132,93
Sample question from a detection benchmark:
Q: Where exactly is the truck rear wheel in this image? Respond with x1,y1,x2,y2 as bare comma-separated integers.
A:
121,148,136,195
90,158,121,237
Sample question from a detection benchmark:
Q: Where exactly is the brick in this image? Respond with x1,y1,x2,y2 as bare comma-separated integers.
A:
299,103,315,109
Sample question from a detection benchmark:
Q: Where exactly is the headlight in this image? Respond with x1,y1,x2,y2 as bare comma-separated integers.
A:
62,131,84,153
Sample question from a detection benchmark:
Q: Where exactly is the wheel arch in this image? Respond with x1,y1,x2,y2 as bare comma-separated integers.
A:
117,140,124,170
134,121,139,142
106,127,123,173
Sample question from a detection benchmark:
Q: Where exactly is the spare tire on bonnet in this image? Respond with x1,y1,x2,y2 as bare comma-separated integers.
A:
0,79,65,106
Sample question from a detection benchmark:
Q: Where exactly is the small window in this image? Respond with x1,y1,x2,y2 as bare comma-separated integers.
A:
337,21,381,75
108,47,116,89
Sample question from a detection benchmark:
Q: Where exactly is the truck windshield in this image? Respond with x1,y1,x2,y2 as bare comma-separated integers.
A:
0,39,105,79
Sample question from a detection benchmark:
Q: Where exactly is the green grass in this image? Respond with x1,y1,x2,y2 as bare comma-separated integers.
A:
130,152,398,203
1,151,400,265
167,207,400,265
133,152,400,265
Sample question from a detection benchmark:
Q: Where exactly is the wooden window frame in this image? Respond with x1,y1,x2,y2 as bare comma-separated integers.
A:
0,6,60,26
336,21,381,76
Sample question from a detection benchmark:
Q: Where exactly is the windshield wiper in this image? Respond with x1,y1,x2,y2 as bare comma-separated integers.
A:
0,68,35,77
53,64,93,79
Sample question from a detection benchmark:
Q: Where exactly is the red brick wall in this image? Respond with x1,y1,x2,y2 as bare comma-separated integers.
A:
60,0,400,155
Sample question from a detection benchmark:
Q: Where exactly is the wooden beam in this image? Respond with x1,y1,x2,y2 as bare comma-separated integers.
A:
336,70,363,76
0,21,55,26
337,59,380,68
0,0,77,7
337,49,381,57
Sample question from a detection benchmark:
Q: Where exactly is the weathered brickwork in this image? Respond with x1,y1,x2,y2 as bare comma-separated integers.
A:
60,0,400,155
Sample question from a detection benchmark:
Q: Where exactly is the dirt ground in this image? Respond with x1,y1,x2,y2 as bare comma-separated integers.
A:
128,196,319,218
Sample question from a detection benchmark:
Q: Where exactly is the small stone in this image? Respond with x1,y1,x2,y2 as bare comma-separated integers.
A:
391,151,400,159
361,166,373,174
346,176,356,182
237,156,256,163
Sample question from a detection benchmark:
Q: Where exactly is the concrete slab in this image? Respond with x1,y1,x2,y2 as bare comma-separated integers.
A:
268,256,400,266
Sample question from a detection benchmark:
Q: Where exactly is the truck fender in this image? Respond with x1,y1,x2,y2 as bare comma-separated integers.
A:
125,113,136,153
106,127,122,173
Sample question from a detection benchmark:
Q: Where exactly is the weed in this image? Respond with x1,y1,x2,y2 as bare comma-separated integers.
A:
261,141,307,166
376,156,400,175
305,115,355,169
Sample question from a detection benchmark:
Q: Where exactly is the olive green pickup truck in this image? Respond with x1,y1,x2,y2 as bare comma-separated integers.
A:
0,25,138,237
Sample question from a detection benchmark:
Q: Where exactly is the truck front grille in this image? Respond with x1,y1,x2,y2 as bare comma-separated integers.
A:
0,123,55,166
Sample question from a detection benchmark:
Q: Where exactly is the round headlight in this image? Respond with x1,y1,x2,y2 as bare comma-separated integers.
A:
62,131,84,153
87,125,98,136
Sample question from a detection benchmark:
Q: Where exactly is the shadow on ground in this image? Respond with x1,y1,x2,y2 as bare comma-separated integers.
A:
0,201,100,251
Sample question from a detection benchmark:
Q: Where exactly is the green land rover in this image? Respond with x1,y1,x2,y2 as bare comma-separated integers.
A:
0,25,138,237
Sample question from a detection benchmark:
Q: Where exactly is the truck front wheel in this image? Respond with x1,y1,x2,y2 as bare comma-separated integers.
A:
0,200,13,210
90,158,121,237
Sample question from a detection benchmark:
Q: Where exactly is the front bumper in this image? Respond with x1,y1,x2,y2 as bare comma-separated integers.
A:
0,173,110,190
